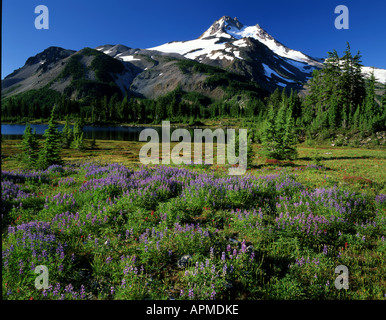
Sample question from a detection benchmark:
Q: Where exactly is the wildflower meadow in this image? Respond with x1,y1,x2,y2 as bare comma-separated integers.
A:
2,157,385,300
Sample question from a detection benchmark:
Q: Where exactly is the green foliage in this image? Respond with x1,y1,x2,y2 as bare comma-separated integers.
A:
64,79,122,102
20,124,40,168
37,107,63,169
71,117,86,151
1,87,62,121
261,99,298,160
90,52,125,83
59,54,85,80
304,43,378,133
61,115,73,148
177,60,223,75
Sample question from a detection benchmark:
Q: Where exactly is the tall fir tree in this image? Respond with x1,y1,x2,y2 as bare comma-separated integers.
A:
282,113,298,160
261,104,298,160
261,106,278,158
71,117,85,151
21,124,40,168
38,106,63,169
62,115,73,148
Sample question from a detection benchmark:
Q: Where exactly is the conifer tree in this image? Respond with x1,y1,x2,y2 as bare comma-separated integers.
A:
62,115,73,148
71,117,85,151
352,104,361,129
21,124,39,167
261,103,298,160
328,93,339,129
119,95,129,121
282,113,298,160
365,70,376,125
37,107,62,169
382,83,386,109
261,106,278,158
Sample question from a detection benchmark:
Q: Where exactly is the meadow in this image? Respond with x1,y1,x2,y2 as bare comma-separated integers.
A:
1,139,385,300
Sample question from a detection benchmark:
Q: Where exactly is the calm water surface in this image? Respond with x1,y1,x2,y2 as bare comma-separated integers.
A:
1,124,215,141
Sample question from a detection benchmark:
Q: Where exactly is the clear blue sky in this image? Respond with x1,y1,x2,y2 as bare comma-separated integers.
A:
2,0,386,79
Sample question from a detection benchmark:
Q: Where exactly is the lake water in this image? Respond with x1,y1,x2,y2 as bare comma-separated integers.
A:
1,124,217,141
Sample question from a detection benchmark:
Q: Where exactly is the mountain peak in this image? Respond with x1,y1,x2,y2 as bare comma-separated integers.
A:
199,16,244,39
25,46,75,66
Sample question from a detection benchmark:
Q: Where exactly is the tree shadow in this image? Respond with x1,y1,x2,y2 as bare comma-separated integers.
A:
298,155,374,161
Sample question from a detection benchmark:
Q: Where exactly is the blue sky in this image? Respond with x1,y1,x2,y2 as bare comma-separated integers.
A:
2,0,386,79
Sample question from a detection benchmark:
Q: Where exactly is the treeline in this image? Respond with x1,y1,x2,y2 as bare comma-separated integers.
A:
1,86,266,125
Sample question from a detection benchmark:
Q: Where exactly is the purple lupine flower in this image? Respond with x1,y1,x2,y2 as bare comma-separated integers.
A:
65,284,73,293
53,283,60,296
222,264,227,275
221,252,226,261
209,247,214,259
250,251,255,261
323,245,328,255
188,288,194,299
19,260,24,274
80,285,86,299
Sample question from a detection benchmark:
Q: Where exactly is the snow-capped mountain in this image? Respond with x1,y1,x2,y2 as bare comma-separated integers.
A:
93,16,326,92
2,16,385,102
150,16,322,67
144,16,324,90
361,66,386,84
145,16,385,85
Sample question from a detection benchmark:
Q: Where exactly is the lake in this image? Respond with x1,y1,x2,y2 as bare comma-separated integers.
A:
1,124,221,141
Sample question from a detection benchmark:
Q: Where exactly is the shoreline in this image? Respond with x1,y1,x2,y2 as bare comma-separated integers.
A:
1,120,237,130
